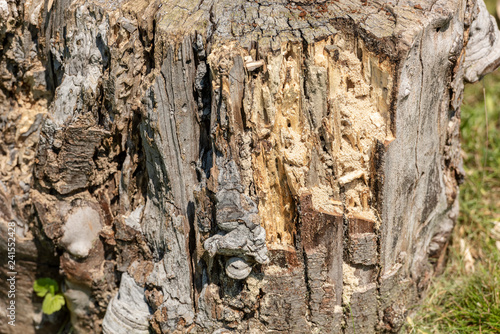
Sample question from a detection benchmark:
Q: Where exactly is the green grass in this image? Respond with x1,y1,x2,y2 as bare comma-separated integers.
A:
410,262,500,334
408,8,500,332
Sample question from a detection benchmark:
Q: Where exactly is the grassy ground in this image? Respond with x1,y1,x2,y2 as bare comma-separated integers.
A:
407,5,500,332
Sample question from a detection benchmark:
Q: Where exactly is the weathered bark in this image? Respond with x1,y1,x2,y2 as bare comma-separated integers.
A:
1,0,499,333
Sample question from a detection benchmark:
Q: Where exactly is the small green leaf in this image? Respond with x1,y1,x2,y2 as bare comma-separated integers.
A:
34,278,59,298
42,293,66,315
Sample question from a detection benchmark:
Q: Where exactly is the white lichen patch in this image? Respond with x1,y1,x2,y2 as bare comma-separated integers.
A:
102,273,150,334
0,0,8,20
124,205,144,232
51,4,109,125
60,206,102,258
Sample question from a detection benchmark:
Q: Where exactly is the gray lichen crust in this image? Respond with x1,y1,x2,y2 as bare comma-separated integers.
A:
203,160,269,279
464,0,500,82
1,0,500,333
102,273,151,334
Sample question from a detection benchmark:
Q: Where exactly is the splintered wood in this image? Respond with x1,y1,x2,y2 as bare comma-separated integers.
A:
1,0,500,333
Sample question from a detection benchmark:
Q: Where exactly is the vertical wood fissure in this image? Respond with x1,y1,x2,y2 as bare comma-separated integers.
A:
3,0,499,332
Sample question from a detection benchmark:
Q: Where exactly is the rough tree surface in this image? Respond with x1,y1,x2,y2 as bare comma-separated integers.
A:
0,0,499,333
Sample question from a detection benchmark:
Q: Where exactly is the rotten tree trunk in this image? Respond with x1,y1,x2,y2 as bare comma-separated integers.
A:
1,0,499,333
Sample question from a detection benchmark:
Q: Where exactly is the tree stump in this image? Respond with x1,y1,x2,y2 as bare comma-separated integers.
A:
1,0,499,333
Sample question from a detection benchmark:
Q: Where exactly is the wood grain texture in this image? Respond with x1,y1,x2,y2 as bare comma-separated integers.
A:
0,0,499,333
